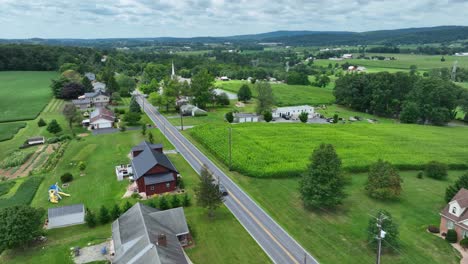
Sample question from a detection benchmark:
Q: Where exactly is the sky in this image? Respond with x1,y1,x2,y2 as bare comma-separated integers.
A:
0,0,467,39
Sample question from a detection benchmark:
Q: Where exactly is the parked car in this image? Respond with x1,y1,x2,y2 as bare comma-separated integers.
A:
219,184,228,196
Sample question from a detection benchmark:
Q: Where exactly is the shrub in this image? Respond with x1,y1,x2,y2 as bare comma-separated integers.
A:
78,161,86,172
425,161,448,180
177,178,185,189
299,112,308,123
60,172,73,183
37,118,47,127
427,225,440,233
417,171,424,179
110,204,121,220
171,195,181,208
182,193,191,207
122,201,132,212
159,196,170,210
47,137,59,144
119,125,127,132
263,111,272,122
225,112,234,123
59,135,71,141
446,229,457,243
99,205,110,224
85,209,97,228
460,238,468,249
131,193,141,199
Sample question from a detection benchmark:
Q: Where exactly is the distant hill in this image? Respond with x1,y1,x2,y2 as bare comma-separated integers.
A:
1,26,468,47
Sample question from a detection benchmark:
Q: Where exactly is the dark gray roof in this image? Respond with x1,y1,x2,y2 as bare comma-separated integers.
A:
131,142,178,181
112,203,189,264
48,204,85,229
149,207,189,235
144,173,175,185
235,113,259,118
72,98,91,105
132,141,163,152
85,90,108,99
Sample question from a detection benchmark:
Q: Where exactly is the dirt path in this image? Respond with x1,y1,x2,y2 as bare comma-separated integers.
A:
9,145,45,178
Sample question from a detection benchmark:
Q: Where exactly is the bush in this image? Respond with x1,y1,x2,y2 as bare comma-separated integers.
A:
99,205,110,224
182,193,191,207
263,111,272,122
110,204,121,220
425,161,448,180
85,209,97,228
171,195,181,208
460,238,468,249
177,178,185,189
60,172,73,183
159,196,170,210
47,137,59,143
131,193,141,199
446,229,457,243
122,201,133,212
37,118,47,127
427,225,440,233
119,125,126,132
59,135,71,141
225,112,234,123
417,171,424,179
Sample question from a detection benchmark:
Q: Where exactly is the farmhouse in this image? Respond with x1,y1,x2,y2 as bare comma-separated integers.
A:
47,204,85,229
440,188,468,241
234,113,260,123
273,105,315,119
88,107,115,129
111,203,191,264
131,141,179,196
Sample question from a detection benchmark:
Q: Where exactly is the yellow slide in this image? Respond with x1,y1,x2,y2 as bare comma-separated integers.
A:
58,191,70,197
49,190,59,203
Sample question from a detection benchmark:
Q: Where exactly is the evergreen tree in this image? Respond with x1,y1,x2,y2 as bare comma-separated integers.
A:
365,160,402,200
195,166,224,218
299,144,346,208
81,76,93,92
171,195,181,208
445,173,468,202
225,112,234,123
99,205,110,224
47,119,62,134
141,124,147,136
263,111,273,122
159,196,170,210
237,84,252,102
37,118,47,127
148,131,154,144
85,209,97,228
110,204,121,220
122,201,133,212
299,112,308,123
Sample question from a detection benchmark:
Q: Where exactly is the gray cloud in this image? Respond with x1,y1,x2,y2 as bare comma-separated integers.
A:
0,0,467,38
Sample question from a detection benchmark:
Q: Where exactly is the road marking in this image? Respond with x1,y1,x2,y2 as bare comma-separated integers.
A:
141,99,300,264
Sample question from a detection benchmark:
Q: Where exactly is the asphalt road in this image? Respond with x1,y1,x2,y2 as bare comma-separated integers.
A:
136,95,319,264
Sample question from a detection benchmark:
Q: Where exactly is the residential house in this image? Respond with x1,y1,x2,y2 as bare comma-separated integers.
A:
234,113,260,123
440,188,468,241
72,98,91,110
85,90,110,107
47,204,85,229
131,141,179,196
273,105,315,119
342,54,353,59
92,82,106,92
111,203,191,264
84,72,96,81
180,104,207,117
88,107,115,129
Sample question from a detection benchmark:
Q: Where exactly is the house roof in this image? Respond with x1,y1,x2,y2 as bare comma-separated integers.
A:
112,203,189,264
85,72,96,81
132,141,163,152
85,89,108,99
72,98,91,105
48,204,85,229
274,105,314,113
90,107,115,123
234,113,258,118
144,173,175,185
441,188,468,223
131,142,178,181
28,136,44,142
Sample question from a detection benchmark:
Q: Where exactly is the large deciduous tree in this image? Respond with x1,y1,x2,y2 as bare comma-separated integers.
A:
0,205,45,251
299,144,346,208
255,81,275,114
62,103,78,132
143,63,168,83
61,82,85,99
50,76,69,98
195,166,224,218
445,173,468,202
116,74,136,96
191,69,214,109
365,160,402,200
81,76,93,92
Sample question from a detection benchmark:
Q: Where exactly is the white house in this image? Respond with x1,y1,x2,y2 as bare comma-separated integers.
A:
84,90,110,107
342,54,353,59
234,113,259,123
89,107,115,129
273,105,315,119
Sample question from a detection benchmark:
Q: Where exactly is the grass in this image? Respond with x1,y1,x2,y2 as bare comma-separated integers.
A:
215,80,335,106
183,131,462,264
0,123,26,142
189,123,468,178
317,104,395,124
0,71,58,123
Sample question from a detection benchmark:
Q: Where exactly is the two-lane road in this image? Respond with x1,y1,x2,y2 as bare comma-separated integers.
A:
136,95,319,264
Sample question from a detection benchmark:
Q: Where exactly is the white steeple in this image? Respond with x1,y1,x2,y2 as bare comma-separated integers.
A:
171,61,176,80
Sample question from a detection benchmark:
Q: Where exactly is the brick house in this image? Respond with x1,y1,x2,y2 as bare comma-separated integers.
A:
440,188,468,241
131,141,178,196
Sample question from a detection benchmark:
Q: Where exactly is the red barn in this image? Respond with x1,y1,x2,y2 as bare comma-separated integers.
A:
131,141,178,196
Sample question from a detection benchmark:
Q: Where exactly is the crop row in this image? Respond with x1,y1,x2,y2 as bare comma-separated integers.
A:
0,176,44,208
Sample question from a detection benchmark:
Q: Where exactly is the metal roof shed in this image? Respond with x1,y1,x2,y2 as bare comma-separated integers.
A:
48,204,85,229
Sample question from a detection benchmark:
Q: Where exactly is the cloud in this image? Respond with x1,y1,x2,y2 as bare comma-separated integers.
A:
0,0,467,38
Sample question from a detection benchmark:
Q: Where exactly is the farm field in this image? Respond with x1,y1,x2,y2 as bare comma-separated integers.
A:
0,71,58,123
215,80,335,106
317,104,396,124
5,129,270,264
183,133,462,264
0,122,26,142
314,53,468,71
189,123,468,178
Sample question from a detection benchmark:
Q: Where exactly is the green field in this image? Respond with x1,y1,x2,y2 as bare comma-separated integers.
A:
215,80,335,106
0,122,26,142
0,176,43,208
189,123,468,178
0,71,58,123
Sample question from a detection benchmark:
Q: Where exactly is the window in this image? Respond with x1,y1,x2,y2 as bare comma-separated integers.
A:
463,230,468,238
447,220,455,229
166,183,171,189
452,207,457,214
150,186,155,191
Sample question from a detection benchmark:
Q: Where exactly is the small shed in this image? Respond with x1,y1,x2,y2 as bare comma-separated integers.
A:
47,204,85,229
27,136,45,145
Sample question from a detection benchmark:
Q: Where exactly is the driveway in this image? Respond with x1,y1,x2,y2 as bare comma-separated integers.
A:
73,241,111,264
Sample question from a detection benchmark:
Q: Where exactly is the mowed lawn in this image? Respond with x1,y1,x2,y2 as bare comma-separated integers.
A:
216,80,335,106
0,71,58,122
0,122,26,142
189,123,468,178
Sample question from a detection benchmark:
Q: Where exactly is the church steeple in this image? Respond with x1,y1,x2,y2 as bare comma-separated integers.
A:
171,61,176,80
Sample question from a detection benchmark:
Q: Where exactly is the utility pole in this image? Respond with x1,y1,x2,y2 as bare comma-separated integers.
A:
228,126,232,171
180,108,184,131
375,212,387,264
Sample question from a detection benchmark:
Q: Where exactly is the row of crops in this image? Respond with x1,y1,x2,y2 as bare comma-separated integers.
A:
0,176,44,209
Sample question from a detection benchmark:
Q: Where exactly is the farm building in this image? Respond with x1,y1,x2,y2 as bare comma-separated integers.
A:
27,136,45,146
440,188,468,242
131,141,179,196
234,113,260,123
273,105,315,119
87,107,115,129
47,204,85,229
111,203,191,264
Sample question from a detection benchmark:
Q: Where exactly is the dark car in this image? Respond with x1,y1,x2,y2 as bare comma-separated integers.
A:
219,184,228,196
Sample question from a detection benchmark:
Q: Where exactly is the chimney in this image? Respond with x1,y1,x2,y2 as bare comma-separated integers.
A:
157,234,167,247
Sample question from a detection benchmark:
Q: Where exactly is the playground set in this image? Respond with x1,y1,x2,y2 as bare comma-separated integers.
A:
48,183,70,203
